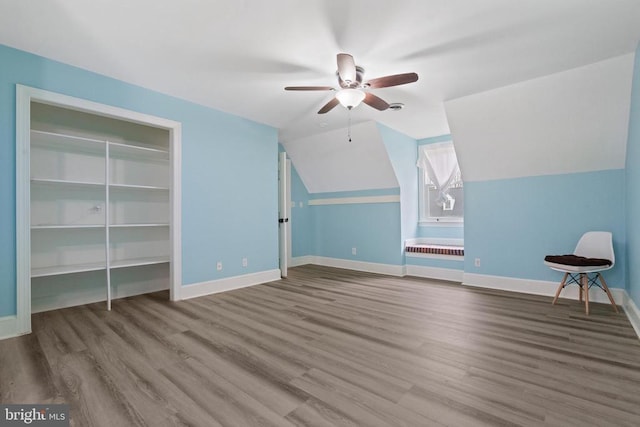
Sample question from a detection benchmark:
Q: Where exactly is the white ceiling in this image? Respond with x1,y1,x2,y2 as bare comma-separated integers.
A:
446,54,634,182
1,0,640,142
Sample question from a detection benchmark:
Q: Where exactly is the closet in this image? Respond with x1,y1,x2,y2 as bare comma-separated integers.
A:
29,102,173,312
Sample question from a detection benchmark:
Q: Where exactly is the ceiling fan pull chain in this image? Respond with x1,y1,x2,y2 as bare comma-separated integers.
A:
348,109,352,142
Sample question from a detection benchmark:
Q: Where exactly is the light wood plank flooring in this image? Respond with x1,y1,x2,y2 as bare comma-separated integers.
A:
2,265,640,426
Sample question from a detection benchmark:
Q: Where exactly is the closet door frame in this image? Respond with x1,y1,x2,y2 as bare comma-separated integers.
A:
15,84,182,336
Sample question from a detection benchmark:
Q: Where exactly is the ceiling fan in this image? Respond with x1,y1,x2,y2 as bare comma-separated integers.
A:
285,53,419,114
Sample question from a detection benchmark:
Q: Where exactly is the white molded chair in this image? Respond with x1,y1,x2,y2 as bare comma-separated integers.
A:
544,231,618,315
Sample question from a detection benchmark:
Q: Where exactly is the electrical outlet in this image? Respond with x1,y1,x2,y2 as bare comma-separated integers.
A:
475,258,481,267
352,247,357,255
216,261,223,271
299,202,303,208
242,257,248,267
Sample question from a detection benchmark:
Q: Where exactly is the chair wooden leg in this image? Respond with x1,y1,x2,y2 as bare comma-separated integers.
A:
582,273,589,315
579,276,583,302
597,273,619,313
552,273,568,305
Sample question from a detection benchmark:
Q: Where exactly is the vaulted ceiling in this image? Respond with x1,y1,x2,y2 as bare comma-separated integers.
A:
1,0,640,142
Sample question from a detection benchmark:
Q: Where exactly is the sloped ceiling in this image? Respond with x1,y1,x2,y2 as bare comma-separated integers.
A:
445,54,635,182
1,1,640,141
282,121,398,193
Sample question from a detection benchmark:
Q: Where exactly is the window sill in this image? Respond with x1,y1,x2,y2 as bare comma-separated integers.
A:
419,220,463,227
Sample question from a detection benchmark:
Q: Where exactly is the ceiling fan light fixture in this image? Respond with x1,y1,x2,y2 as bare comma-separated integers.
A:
336,88,365,109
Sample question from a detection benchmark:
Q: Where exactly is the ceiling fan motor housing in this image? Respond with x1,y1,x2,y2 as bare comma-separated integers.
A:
338,66,365,88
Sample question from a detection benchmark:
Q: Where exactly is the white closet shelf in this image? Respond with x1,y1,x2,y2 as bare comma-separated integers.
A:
111,256,169,269
32,262,106,278
31,178,104,188
27,100,175,314
31,130,106,152
109,141,169,159
110,223,169,228
109,183,169,191
32,224,105,230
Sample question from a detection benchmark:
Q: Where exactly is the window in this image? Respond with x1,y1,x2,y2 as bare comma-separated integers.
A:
417,142,463,223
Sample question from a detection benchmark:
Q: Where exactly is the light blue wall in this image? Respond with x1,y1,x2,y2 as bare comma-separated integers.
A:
290,161,314,257
417,134,465,240
312,199,403,265
626,42,640,304
465,169,626,287
0,44,278,316
288,124,418,267
378,124,418,252
416,226,464,239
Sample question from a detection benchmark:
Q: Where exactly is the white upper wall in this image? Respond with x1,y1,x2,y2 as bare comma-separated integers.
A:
282,121,398,193
445,54,635,182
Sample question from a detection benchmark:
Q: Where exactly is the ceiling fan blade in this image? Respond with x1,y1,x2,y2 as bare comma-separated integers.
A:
365,72,419,89
337,53,357,84
363,93,390,111
285,86,335,91
318,98,340,114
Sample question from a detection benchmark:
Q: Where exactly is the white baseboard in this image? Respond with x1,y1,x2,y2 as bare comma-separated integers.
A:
179,269,281,300
308,256,405,277
405,265,463,282
623,294,640,339
462,272,626,305
0,315,18,340
290,256,314,267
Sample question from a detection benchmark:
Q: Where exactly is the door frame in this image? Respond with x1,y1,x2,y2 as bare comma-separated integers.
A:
278,152,291,277
14,85,182,337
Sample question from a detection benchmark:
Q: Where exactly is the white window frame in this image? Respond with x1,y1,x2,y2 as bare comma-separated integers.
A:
418,141,464,226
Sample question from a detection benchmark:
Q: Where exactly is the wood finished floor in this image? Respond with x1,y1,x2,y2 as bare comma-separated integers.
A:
2,265,640,426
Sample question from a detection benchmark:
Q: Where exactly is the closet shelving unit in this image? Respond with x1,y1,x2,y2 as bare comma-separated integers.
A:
30,110,172,312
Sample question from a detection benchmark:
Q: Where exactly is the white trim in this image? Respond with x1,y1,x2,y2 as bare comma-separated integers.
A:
418,140,453,149
290,256,314,267
170,124,182,302
405,265,463,282
308,195,400,205
419,219,464,226
462,272,626,305
278,152,290,277
308,256,405,277
15,85,183,336
0,316,19,340
15,85,32,336
179,269,281,300
623,295,640,339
